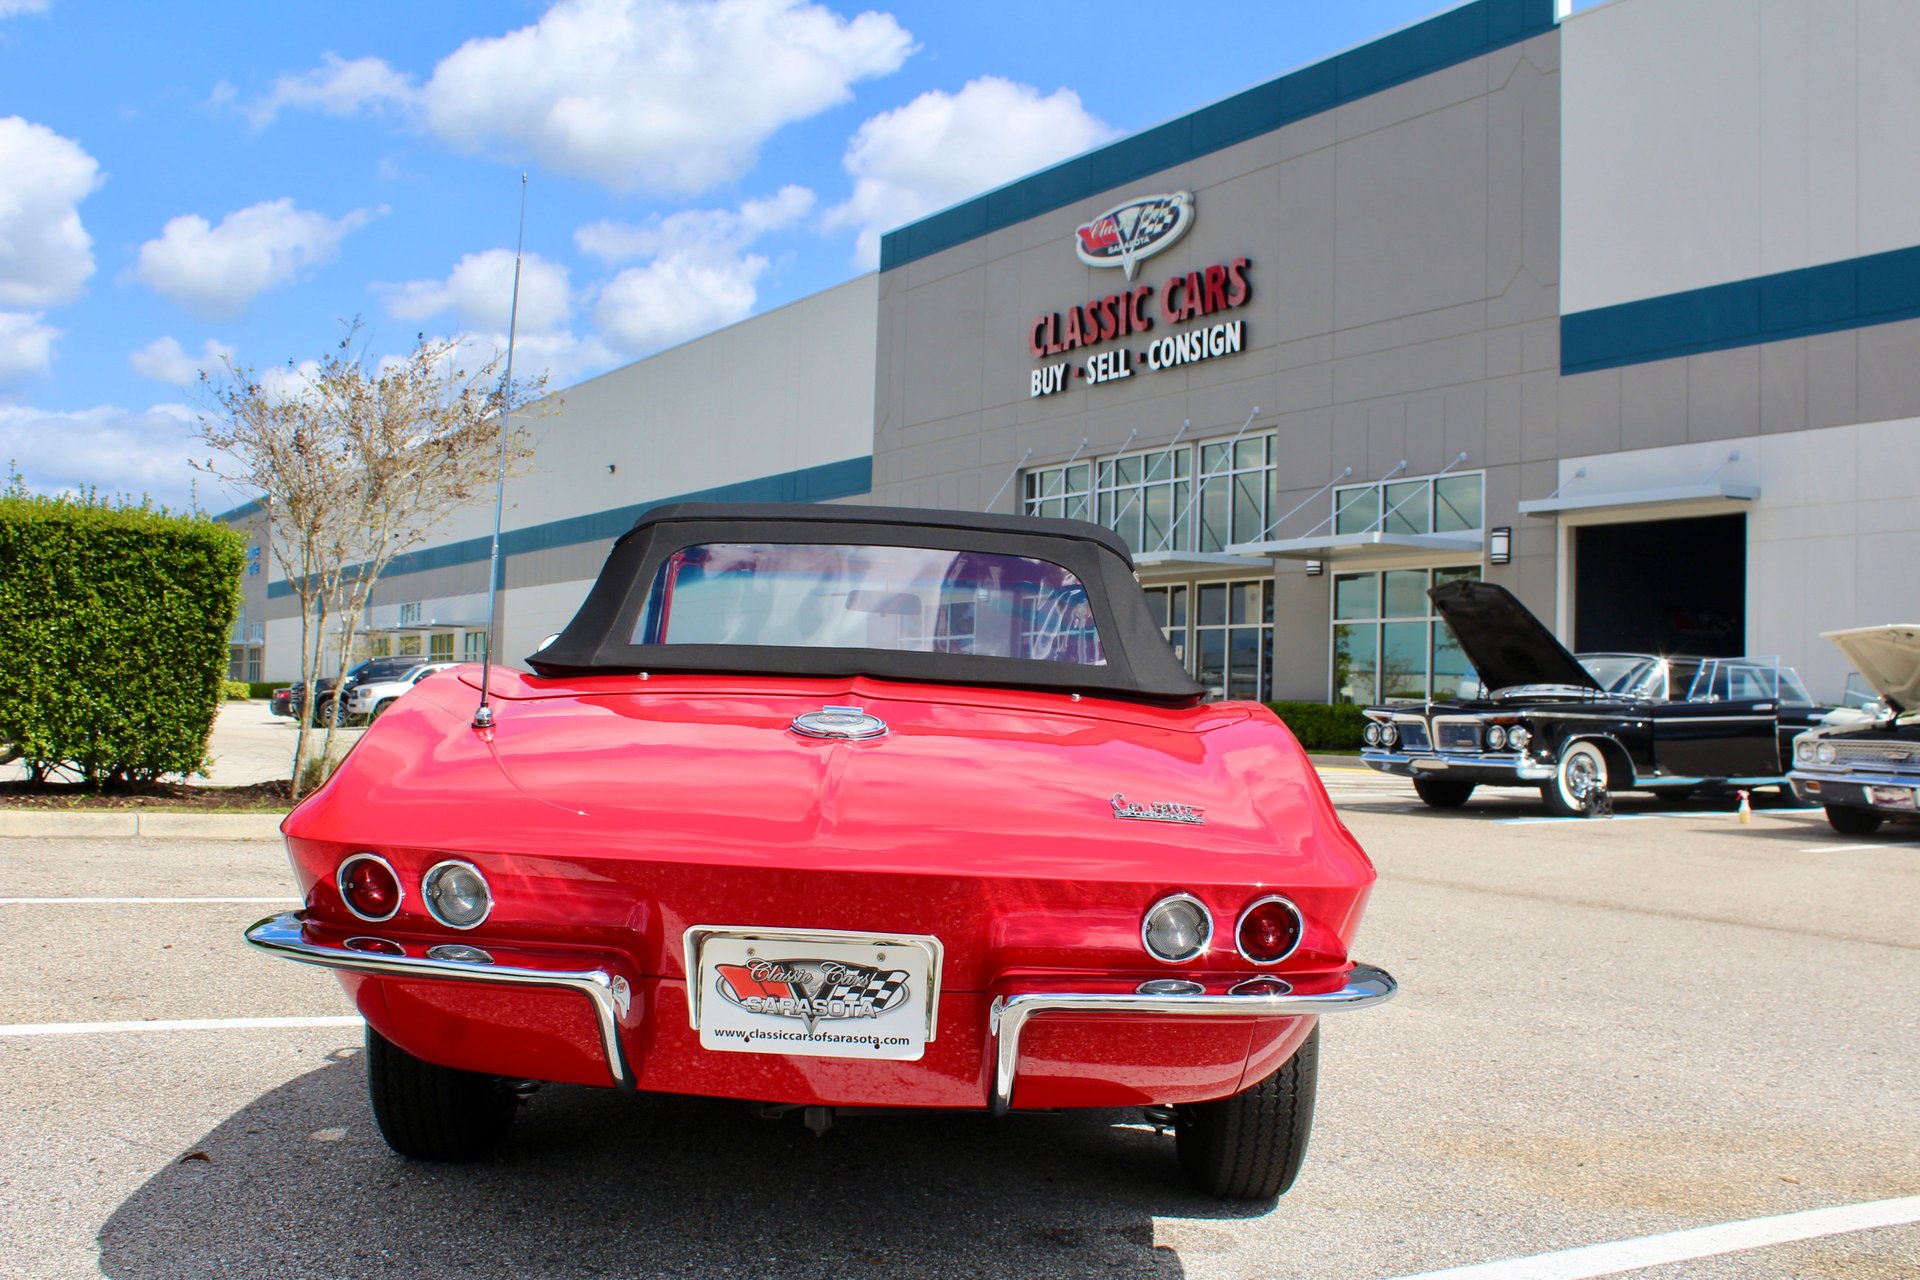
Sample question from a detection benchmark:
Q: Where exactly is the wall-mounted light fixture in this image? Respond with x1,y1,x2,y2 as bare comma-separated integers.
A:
1489,526,1512,565
1305,560,1324,577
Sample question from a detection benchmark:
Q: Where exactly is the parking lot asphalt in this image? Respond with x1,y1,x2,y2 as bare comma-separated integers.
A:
1,771,1915,1279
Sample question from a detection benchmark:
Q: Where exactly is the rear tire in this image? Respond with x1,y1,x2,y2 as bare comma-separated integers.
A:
1825,804,1884,836
365,1027,517,1161
1175,1027,1318,1199
1412,778,1475,808
1541,741,1608,816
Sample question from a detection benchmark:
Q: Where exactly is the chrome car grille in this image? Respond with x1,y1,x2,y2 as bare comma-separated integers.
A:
1828,740,1920,770
1433,718,1483,753
1387,717,1430,751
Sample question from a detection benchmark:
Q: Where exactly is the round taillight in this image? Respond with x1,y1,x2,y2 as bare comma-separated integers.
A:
422,860,493,930
338,854,402,922
1235,895,1304,965
1141,893,1212,964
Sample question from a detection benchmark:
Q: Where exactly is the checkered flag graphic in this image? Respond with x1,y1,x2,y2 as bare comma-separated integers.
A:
820,968,911,1013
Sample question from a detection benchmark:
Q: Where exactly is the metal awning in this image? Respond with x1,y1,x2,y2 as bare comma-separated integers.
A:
363,620,489,633
1131,549,1265,575
1517,480,1759,517
1230,530,1484,564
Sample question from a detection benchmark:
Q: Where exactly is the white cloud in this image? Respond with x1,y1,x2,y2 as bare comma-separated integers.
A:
128,335,236,387
261,0,912,194
826,77,1114,267
0,116,102,309
132,198,380,321
0,1,52,17
0,311,58,385
0,403,208,509
582,186,814,354
248,52,417,128
381,249,572,334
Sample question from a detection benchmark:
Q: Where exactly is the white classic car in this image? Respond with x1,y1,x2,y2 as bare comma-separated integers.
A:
344,661,458,721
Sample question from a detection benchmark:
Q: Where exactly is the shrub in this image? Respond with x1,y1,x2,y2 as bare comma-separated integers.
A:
0,493,245,783
222,680,253,701
1265,700,1368,751
248,681,282,700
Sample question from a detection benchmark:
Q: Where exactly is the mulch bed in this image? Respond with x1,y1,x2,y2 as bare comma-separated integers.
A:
0,779,292,812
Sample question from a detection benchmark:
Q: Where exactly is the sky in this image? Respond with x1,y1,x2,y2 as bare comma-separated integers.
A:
0,0,1571,514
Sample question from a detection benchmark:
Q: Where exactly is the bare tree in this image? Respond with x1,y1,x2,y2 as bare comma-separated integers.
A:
199,323,545,795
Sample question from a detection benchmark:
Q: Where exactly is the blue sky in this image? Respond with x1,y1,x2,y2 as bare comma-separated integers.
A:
0,0,1558,511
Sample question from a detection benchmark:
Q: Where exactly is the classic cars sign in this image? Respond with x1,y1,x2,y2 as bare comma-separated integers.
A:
1075,192,1194,279
694,932,936,1060
1030,189,1253,397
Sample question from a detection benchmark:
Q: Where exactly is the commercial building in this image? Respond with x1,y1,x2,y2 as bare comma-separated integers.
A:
234,0,1920,705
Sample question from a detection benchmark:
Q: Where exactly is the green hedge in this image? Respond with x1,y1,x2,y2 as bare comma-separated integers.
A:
222,680,253,700
0,495,245,783
247,681,283,699
1265,700,1368,751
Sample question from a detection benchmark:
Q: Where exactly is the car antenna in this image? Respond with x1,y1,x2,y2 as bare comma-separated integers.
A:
473,174,528,732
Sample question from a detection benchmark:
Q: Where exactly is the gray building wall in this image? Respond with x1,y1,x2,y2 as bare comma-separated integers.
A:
870,29,1562,700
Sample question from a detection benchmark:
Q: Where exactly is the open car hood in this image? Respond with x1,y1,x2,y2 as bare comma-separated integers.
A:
1428,580,1601,696
1823,625,1920,713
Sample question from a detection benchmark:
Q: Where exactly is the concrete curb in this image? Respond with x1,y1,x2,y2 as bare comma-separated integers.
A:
0,811,286,840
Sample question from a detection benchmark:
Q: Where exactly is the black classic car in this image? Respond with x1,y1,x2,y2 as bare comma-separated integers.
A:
1790,625,1920,834
1360,581,1827,813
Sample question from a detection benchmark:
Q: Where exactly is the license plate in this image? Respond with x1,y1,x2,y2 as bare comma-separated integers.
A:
1869,785,1917,809
685,927,941,1061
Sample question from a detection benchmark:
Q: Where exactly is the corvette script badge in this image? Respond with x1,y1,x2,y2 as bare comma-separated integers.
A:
1111,793,1205,825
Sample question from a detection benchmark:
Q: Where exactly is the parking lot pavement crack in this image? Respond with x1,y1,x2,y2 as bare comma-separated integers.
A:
1384,873,1920,953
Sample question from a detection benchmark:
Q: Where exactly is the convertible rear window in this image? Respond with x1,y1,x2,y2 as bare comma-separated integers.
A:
633,542,1108,666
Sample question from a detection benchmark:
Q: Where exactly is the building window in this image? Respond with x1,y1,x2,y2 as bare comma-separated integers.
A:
1095,448,1191,553
367,635,392,658
1143,578,1273,701
429,632,454,662
1331,566,1480,704
398,634,422,657
463,631,488,661
246,654,261,683
1197,434,1276,551
1023,462,1091,522
398,602,422,626
1333,472,1483,536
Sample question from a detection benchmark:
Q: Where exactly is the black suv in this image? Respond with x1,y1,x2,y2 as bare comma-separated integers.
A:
289,656,422,726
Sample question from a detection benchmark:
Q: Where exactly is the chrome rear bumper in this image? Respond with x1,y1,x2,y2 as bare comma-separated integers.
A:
1361,749,1555,783
985,963,1397,1114
244,912,634,1087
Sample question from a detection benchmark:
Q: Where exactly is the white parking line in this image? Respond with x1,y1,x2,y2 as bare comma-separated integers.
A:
0,896,297,905
0,1015,361,1038
1797,840,1920,854
1385,1194,1920,1280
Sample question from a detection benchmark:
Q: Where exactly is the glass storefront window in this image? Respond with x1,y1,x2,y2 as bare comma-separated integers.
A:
1147,577,1275,701
1095,447,1190,553
463,631,488,661
1198,434,1275,551
429,632,455,661
1329,565,1481,704
1023,462,1092,522
1333,472,1484,537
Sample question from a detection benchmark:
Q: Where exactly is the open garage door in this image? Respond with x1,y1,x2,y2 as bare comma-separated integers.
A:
1574,513,1745,657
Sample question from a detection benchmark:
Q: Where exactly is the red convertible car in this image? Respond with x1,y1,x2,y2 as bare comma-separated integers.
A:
246,503,1394,1199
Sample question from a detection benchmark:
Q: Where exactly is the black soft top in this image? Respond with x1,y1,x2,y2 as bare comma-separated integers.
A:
527,502,1205,702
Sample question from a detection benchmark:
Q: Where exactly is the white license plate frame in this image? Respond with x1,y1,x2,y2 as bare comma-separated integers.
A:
683,926,943,1061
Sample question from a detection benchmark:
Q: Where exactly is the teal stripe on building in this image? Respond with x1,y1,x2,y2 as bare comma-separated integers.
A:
266,455,872,598
878,0,1557,272
1561,244,1920,375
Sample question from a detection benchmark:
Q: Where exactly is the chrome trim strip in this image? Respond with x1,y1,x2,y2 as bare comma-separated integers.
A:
335,853,402,923
1360,749,1556,781
985,962,1396,1114
244,912,634,1088
1791,766,1920,793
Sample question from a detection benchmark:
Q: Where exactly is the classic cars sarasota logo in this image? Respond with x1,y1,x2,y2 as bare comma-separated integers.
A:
1075,192,1194,279
714,958,913,1032
1111,793,1206,825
